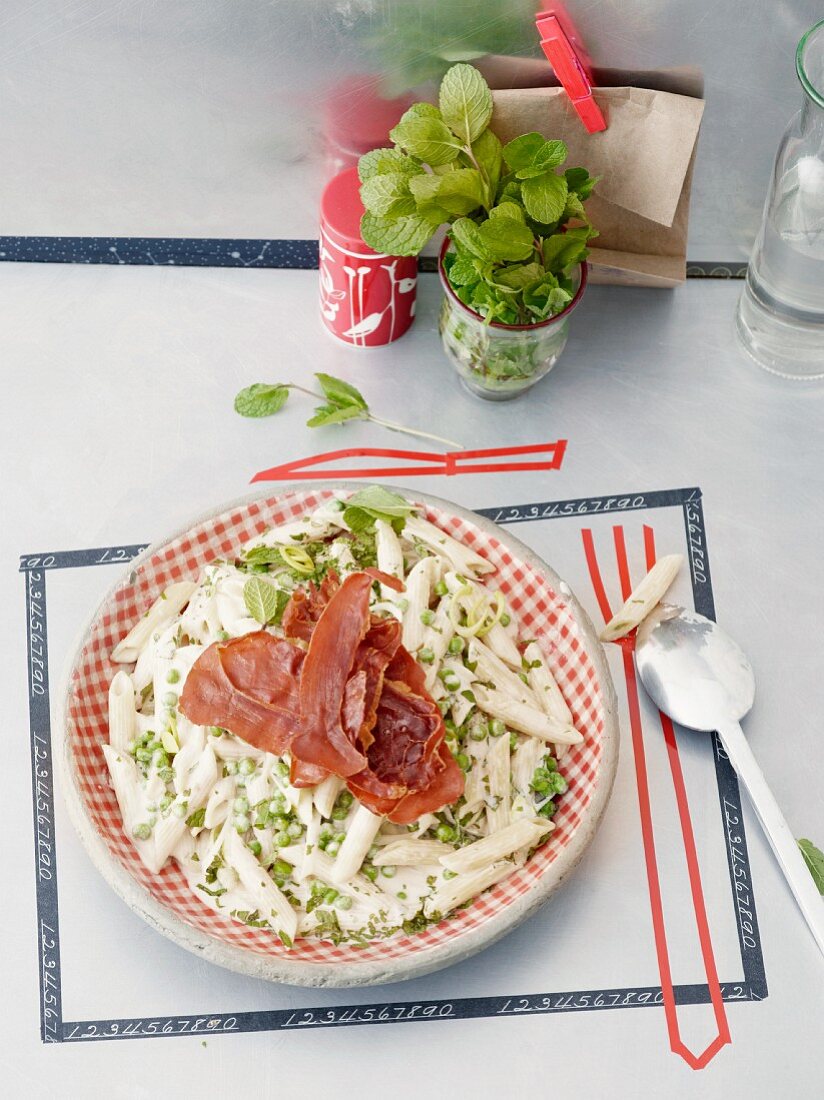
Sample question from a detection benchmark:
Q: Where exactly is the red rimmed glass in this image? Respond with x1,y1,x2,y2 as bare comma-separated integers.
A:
438,238,588,400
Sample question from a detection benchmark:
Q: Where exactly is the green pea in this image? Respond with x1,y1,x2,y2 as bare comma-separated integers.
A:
225,760,239,776
363,865,378,882
417,647,435,664
420,609,435,626
248,840,262,856
331,806,349,821
323,888,339,904
326,840,340,856
274,859,292,877
132,823,152,840
489,719,506,737
166,668,181,684
380,865,396,878
448,636,465,655
456,752,470,772
338,791,354,809
500,612,511,627
335,895,353,911
274,761,290,778
234,814,250,832
287,822,303,839
233,796,250,813
435,823,455,843
274,830,291,847
162,691,178,707
238,757,256,776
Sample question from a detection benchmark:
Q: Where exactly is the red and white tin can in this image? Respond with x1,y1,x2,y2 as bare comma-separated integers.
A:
319,166,417,347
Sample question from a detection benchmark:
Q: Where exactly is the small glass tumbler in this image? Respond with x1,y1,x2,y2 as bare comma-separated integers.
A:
438,246,587,401
736,20,824,379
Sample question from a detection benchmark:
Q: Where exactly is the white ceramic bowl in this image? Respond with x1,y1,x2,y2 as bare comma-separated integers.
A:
58,485,618,987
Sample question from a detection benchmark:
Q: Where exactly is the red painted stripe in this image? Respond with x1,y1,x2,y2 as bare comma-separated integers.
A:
643,525,731,1067
583,526,731,1070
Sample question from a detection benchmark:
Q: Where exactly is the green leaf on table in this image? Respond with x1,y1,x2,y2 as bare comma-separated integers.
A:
542,225,593,272
450,217,491,261
502,132,546,171
389,115,464,166
358,148,421,183
521,172,568,225
472,128,503,202
477,216,534,262
306,404,366,428
565,167,599,200
410,167,484,216
243,577,280,625
234,383,290,418
438,62,493,143
798,838,824,893
360,210,439,256
315,372,369,411
360,173,417,218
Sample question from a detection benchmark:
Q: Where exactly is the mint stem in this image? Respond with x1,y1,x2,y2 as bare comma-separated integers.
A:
289,384,464,451
367,415,464,450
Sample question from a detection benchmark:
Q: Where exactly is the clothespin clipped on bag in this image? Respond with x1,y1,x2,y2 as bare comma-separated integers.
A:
535,7,607,133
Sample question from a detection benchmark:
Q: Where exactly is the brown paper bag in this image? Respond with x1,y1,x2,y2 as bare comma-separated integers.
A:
491,86,705,287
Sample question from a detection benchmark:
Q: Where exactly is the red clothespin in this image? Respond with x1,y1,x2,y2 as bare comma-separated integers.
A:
536,7,607,133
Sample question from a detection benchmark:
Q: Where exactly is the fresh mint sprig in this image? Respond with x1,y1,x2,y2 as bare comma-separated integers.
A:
357,63,599,328
234,372,463,449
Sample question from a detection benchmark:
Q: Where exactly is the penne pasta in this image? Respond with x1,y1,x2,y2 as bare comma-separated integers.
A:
424,860,515,918
474,685,583,745
402,556,438,653
108,671,137,752
375,519,404,599
223,827,298,944
329,805,383,884
111,581,197,663
600,554,683,642
313,774,344,819
371,838,454,866
485,733,511,833
440,818,553,876
404,515,494,575
102,745,157,869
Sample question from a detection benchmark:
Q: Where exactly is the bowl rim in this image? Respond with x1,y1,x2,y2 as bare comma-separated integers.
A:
56,483,619,988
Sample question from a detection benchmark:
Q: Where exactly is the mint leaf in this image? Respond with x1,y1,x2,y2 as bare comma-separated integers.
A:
360,173,417,218
494,261,545,290
315,373,368,411
342,506,377,534
472,128,502,202
489,201,526,225
565,167,599,200
438,63,492,143
360,210,439,256
502,132,546,171
516,139,568,178
521,172,568,224
346,486,416,519
243,577,279,625
477,217,534,262
410,167,484,216
542,226,592,273
401,102,441,121
186,807,206,828
389,116,464,166
358,148,421,182
446,252,481,286
450,217,490,261
234,383,290,418
307,404,365,428
798,838,824,893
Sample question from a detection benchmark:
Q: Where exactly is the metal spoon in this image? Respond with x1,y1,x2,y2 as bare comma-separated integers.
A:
635,604,824,957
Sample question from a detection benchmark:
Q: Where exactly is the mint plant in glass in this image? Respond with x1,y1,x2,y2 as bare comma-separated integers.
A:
357,64,598,399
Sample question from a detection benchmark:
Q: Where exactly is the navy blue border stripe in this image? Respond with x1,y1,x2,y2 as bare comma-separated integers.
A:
0,237,744,277
23,485,765,1045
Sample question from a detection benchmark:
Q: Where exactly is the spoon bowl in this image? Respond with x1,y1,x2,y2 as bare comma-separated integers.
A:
634,603,824,957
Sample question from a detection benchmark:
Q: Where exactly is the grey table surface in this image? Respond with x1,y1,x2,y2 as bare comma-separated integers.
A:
3,263,824,1097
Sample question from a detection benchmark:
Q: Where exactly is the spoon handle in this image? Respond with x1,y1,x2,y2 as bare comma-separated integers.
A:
717,719,824,957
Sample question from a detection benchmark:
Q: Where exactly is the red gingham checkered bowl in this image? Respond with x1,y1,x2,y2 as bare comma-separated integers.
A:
58,486,618,987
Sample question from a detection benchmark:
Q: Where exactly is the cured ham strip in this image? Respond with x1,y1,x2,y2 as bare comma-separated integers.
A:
179,636,300,755
282,570,340,644
290,572,375,776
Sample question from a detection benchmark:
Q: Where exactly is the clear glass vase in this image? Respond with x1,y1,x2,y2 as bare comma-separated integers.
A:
736,20,824,379
438,254,587,401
